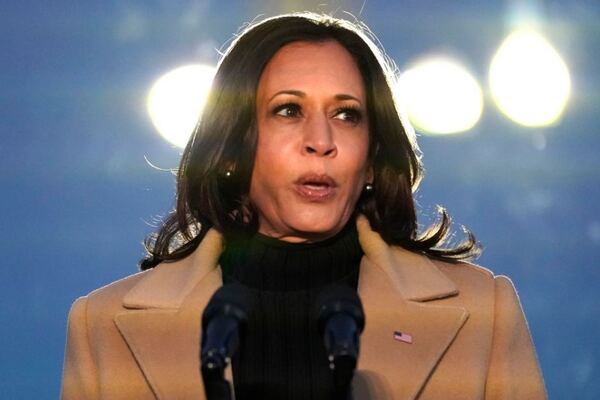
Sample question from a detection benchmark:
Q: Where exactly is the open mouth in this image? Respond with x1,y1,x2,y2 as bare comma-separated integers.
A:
295,174,337,187
294,174,338,201
303,181,332,189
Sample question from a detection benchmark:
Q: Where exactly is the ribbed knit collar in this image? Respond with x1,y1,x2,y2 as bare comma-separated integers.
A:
219,220,363,292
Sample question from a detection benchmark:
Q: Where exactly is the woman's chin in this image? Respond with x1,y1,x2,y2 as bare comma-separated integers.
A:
282,210,351,239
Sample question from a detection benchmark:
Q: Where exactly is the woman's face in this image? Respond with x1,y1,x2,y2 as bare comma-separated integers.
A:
250,40,371,242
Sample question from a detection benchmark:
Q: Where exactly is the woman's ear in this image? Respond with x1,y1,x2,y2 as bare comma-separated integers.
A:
223,161,237,177
366,165,374,185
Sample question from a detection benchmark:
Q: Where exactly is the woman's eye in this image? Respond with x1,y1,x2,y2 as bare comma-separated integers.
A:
334,107,363,124
273,103,302,118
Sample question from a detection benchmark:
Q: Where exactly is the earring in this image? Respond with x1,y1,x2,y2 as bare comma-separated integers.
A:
364,183,374,192
224,170,233,178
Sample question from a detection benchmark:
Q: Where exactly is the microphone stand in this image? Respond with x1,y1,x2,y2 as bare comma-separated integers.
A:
317,284,366,400
324,313,359,400
200,283,255,400
200,314,237,400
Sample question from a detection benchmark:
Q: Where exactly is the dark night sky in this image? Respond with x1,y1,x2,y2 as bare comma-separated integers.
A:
1,1,599,398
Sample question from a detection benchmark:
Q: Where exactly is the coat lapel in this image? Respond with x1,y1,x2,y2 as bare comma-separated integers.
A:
114,230,227,400
355,216,469,399
114,269,220,399
114,217,468,400
355,257,468,399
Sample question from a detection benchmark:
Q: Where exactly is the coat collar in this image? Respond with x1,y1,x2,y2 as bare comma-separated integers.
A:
354,215,458,302
115,216,468,399
122,215,458,309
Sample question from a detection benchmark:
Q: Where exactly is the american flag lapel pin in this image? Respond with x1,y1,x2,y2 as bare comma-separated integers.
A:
393,330,413,344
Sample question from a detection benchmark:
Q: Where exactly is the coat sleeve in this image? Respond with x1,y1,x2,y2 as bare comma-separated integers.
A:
61,296,100,400
485,276,547,399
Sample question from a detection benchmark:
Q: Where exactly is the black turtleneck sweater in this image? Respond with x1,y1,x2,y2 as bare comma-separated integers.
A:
218,221,363,400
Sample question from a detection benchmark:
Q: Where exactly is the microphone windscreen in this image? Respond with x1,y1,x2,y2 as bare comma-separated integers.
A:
202,282,256,330
314,283,365,334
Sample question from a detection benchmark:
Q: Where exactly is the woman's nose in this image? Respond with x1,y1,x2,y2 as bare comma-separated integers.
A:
302,115,337,157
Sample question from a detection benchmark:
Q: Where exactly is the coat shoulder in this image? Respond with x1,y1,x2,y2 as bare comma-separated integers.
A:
88,270,148,300
431,257,494,281
76,270,150,321
429,258,498,299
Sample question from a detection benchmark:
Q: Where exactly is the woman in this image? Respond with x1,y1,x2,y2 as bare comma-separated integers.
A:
61,12,546,399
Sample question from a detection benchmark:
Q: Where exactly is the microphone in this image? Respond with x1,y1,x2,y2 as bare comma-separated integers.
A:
315,284,365,400
200,282,255,400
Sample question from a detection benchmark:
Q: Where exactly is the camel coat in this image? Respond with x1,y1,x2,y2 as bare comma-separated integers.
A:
61,216,546,399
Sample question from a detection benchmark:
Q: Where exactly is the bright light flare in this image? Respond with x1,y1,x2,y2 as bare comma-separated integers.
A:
489,29,571,127
147,64,216,148
397,57,483,135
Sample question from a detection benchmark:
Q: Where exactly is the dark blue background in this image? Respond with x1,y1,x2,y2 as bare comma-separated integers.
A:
2,1,598,398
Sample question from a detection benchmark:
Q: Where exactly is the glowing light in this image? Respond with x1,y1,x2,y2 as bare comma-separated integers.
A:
489,29,571,127
147,64,216,148
396,57,483,135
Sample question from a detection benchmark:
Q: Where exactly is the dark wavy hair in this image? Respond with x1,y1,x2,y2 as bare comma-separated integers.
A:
140,12,480,270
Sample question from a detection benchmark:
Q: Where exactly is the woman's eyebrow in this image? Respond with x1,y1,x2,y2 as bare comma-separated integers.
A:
334,93,362,105
269,90,305,102
268,90,362,105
